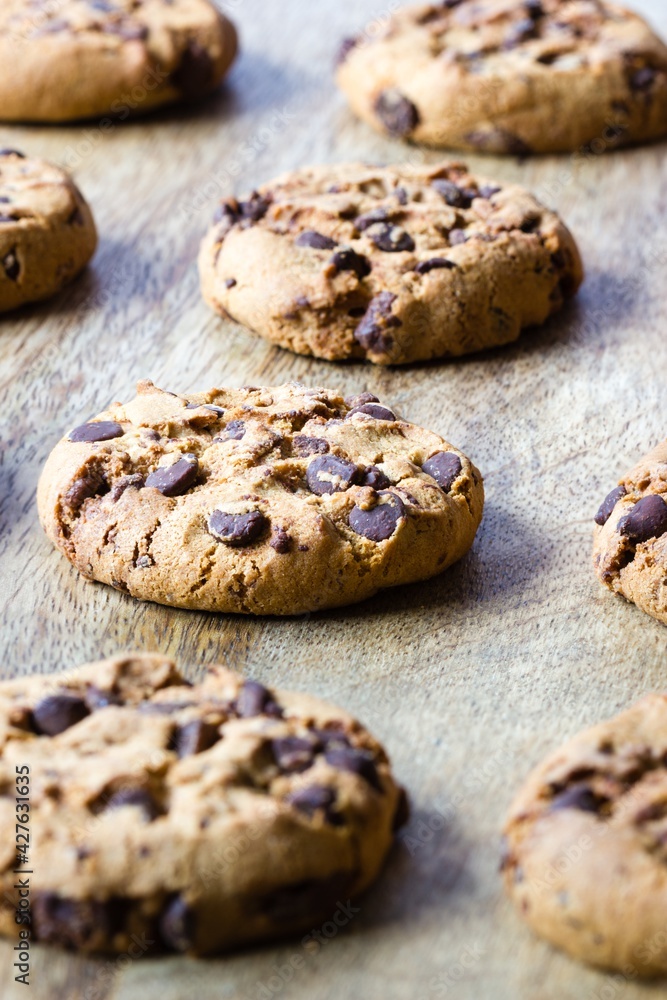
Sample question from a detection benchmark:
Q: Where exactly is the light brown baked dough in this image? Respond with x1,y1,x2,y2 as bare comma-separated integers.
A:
503,693,667,974
37,380,484,615
0,150,97,312
0,0,237,122
336,0,667,154
593,439,667,625
0,652,407,955
199,161,582,364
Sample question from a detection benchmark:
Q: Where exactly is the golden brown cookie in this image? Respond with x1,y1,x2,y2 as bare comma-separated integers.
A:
336,0,667,154
0,149,97,312
0,652,407,955
0,0,237,122
199,161,582,364
37,380,484,615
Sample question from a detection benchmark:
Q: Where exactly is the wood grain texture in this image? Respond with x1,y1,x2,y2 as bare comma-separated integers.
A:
1,1,667,996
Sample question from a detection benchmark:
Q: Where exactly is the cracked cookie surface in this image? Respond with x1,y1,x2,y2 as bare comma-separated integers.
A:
0,653,407,955
593,439,667,626
503,694,667,974
37,380,484,615
199,161,582,364
336,0,667,154
0,0,237,122
0,150,97,312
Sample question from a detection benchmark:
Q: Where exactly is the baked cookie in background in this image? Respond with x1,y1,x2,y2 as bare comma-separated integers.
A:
0,652,407,954
0,150,97,313
199,162,582,365
0,0,238,122
503,693,667,975
593,439,667,625
37,379,484,615
336,0,667,154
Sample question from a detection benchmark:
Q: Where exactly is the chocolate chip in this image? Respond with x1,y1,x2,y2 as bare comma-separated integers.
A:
2,249,19,280
422,452,463,492
84,686,122,711
369,223,415,253
109,473,145,502
175,720,220,757
32,895,123,950
347,403,396,421
394,186,408,205
348,491,405,543
270,528,292,553
594,485,626,526
286,785,339,824
220,419,245,441
335,36,358,66
325,745,382,791
33,694,90,736
295,230,338,250
224,278,237,288
170,41,214,97
306,455,358,495
145,456,198,498
106,788,161,821
374,89,420,137
361,466,391,490
448,229,467,246
65,472,109,509
160,896,196,953
239,193,270,224
464,129,532,155
354,291,401,355
236,679,281,718
617,494,667,544
0,149,25,158
345,391,379,408
630,67,656,91
415,257,456,275
550,786,607,813
478,185,501,200
272,736,316,773
330,248,371,279
292,435,329,457
208,509,268,546
69,421,124,443
354,207,390,231
525,0,544,18
432,179,472,209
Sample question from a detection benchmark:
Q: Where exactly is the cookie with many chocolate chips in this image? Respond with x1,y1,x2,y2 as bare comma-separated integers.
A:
593,439,667,626
37,379,484,614
0,653,407,955
0,0,237,122
0,150,97,312
199,162,582,364
336,0,667,153
503,693,667,974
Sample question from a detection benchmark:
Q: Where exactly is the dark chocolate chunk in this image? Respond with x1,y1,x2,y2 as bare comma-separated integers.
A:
106,788,161,821
270,528,292,553
224,277,237,288
361,466,391,490
235,680,282,719
272,736,316,773
160,896,196,953
175,720,220,757
369,223,415,253
374,89,420,137
325,745,382,791
348,491,405,543
286,785,339,824
239,192,270,223
170,41,214,97
478,184,501,200
594,485,626,526
448,229,467,245
69,421,124,443
630,67,656,91
415,257,456,275
208,509,268,546
330,248,371,278
295,230,338,250
292,435,329,457
33,694,90,736
432,179,473,209
464,128,532,155
525,0,544,18
347,403,396,421
110,473,145,502
306,455,358,495
145,456,199,498
422,452,463,492
32,895,123,950
65,472,108,509
354,291,401,355
550,786,607,813
220,419,245,441
617,494,667,544
0,149,25,158
344,391,379,408
354,207,390,231
2,249,19,280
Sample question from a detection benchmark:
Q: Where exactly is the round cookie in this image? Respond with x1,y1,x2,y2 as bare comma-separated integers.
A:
593,440,667,626
0,150,97,313
336,0,667,154
0,0,237,122
0,652,407,955
199,161,582,364
503,693,667,974
37,379,484,615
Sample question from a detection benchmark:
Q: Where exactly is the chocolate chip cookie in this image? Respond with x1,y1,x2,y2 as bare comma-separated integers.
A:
198,162,582,364
336,0,667,154
593,439,667,626
0,150,97,312
0,0,237,122
503,693,667,974
0,652,407,955
37,379,484,615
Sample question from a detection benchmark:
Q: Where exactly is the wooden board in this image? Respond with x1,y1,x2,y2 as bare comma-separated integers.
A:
1,1,667,996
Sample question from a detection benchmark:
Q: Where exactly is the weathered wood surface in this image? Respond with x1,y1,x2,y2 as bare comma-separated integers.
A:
1,1,667,997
